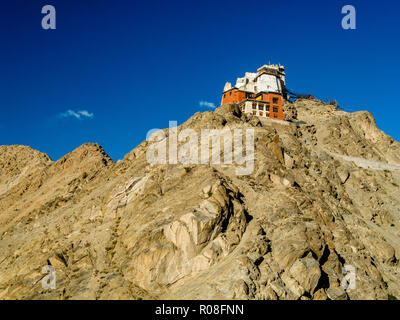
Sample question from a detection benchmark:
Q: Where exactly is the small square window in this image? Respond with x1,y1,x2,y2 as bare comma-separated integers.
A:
252,111,257,115
252,103,257,109
273,106,279,113
273,97,279,104
259,112,264,116
258,105,264,111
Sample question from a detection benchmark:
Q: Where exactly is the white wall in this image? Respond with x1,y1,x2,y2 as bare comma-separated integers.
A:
235,71,284,94
256,74,282,93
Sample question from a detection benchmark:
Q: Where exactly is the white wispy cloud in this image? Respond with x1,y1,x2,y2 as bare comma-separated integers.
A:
199,101,216,109
59,110,94,120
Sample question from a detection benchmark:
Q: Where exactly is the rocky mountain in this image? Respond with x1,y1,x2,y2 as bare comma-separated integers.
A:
1,99,400,300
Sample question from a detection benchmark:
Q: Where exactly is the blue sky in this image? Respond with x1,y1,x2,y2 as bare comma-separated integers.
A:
1,0,399,160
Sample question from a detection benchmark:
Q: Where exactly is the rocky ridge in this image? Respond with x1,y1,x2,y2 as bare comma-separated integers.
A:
1,99,400,300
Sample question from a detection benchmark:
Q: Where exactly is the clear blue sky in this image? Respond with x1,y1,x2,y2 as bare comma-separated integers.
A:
1,0,399,160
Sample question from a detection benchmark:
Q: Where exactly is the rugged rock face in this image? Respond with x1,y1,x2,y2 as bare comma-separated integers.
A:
1,99,400,300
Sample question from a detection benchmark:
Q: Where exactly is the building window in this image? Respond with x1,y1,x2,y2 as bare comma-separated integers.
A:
258,105,263,111
273,97,279,104
274,114,278,118
273,106,279,113
252,111,256,115
259,112,264,116
229,91,232,96
252,103,256,109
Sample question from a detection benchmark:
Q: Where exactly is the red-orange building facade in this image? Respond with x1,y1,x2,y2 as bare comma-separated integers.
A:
221,88,284,120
